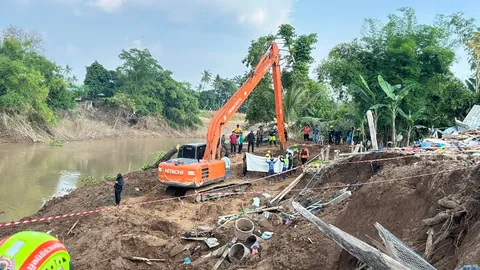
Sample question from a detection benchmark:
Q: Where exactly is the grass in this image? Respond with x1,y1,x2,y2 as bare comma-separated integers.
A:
50,140,64,147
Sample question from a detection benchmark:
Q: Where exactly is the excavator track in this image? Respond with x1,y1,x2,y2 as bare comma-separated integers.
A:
183,180,252,203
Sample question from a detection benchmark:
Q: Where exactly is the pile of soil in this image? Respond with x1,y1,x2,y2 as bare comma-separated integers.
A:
1,143,480,270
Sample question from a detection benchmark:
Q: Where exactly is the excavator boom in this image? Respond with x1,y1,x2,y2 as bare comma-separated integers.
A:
203,42,286,160
158,41,287,197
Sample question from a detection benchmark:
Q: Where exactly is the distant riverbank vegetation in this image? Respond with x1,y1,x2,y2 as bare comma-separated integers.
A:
1,7,479,145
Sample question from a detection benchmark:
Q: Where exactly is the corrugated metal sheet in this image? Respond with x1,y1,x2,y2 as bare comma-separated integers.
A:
461,105,480,129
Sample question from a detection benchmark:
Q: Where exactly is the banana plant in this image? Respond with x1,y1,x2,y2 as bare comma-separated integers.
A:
377,75,411,147
349,75,385,129
398,107,427,146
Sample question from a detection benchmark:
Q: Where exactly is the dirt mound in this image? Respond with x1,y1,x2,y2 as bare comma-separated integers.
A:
2,145,480,270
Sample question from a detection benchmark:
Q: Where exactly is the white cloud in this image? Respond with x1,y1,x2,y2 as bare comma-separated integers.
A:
73,8,86,16
46,0,293,32
127,38,164,57
64,44,79,57
87,0,126,13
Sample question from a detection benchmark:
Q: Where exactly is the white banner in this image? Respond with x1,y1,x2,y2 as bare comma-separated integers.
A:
246,153,283,173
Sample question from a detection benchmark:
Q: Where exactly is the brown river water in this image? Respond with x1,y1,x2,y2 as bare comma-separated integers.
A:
0,137,195,223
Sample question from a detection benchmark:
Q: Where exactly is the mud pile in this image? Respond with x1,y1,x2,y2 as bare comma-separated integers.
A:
1,146,480,270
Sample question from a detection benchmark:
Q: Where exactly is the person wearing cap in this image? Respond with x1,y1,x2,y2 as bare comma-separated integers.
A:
265,150,271,159
300,144,310,165
0,231,73,269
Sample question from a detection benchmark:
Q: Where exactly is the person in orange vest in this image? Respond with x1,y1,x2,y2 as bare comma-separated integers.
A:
300,144,310,165
303,124,310,141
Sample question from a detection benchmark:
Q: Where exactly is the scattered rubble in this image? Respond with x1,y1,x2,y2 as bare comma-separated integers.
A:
1,144,480,269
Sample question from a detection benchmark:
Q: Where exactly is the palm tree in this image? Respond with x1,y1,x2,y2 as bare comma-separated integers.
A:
283,84,307,126
200,69,212,91
398,107,426,146
377,75,411,147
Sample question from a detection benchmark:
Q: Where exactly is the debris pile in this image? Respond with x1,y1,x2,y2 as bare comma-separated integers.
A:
1,145,480,269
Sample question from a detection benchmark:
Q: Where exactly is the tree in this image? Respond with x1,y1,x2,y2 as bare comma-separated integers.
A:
377,75,411,146
398,107,426,146
466,32,480,93
316,7,468,142
115,48,200,127
200,69,212,91
349,75,385,128
84,61,116,99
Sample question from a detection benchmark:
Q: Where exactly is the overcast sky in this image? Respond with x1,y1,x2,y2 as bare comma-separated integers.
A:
1,0,479,86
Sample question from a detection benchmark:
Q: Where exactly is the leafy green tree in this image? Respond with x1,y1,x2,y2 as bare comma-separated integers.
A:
316,7,470,141
115,48,200,127
84,61,116,99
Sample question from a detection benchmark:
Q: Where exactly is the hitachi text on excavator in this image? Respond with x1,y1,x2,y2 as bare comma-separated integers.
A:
158,42,287,202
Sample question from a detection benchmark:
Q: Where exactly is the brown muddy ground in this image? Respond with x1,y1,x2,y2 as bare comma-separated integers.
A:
1,143,480,270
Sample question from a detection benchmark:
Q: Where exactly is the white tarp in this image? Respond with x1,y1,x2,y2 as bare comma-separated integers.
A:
246,153,283,173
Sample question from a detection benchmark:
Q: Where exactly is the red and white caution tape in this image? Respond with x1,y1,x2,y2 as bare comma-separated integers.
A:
0,152,437,228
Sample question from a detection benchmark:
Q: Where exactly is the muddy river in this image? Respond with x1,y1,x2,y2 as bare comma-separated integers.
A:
0,137,195,223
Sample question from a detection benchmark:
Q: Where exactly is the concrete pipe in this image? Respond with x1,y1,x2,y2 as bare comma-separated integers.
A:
228,243,250,263
234,218,254,241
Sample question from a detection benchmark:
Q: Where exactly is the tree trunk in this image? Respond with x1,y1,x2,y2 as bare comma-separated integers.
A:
406,127,411,147
392,113,396,147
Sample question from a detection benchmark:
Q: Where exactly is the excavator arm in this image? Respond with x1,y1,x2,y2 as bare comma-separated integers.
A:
203,42,286,161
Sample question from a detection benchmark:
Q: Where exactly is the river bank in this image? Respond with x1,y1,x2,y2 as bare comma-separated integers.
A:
0,108,246,144
1,143,479,269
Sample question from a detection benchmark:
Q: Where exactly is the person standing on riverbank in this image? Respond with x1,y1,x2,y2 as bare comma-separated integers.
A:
238,132,244,153
247,130,255,153
114,173,124,206
230,131,237,155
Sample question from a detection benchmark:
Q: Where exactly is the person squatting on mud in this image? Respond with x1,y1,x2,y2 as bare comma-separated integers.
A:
114,173,124,206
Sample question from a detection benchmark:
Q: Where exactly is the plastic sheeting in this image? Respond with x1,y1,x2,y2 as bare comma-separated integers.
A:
246,153,283,173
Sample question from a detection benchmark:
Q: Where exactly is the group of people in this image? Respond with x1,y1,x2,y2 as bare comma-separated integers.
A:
328,127,360,145
253,143,309,181
219,124,288,158
302,124,322,144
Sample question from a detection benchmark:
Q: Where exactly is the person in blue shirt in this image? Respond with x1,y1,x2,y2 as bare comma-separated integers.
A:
313,126,319,144
265,157,277,179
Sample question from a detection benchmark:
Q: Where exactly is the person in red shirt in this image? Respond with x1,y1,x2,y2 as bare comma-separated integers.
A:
303,124,311,142
230,131,238,155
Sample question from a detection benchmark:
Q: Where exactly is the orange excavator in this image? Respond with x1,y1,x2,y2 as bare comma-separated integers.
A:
158,42,286,202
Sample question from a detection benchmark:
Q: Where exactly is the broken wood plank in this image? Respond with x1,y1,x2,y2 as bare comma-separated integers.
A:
293,202,408,270
366,110,378,150
269,172,305,205
126,256,165,264
67,219,79,235
424,227,434,259
212,237,237,270
364,234,387,254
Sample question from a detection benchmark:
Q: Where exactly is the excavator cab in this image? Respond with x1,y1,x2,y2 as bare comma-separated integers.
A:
177,143,206,160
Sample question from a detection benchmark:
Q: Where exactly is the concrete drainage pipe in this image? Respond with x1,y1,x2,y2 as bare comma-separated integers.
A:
234,218,254,241
228,243,250,262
